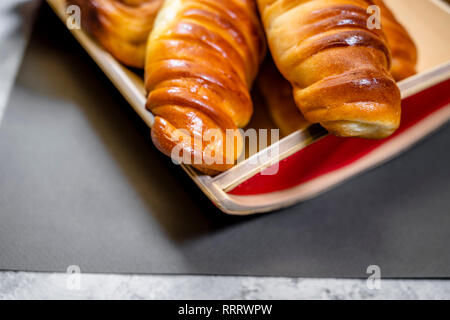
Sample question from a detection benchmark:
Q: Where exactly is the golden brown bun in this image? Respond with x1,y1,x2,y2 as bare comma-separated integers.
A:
371,0,418,81
257,59,310,137
257,0,401,139
145,0,265,174
67,0,163,68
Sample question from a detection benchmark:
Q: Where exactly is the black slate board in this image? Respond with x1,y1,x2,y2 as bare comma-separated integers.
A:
0,5,449,278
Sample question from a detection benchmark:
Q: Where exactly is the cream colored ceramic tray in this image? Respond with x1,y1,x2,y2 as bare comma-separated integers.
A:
47,0,450,214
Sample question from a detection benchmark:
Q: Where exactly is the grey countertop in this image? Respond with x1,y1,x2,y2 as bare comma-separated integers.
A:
0,0,449,300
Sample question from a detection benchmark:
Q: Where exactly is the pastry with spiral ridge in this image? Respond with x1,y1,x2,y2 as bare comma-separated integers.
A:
67,0,163,68
257,0,402,139
145,0,266,174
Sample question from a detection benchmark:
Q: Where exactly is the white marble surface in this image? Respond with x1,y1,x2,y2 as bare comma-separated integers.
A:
0,0,449,300
1,272,449,300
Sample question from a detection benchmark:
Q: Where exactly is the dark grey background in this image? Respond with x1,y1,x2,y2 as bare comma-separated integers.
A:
0,5,449,278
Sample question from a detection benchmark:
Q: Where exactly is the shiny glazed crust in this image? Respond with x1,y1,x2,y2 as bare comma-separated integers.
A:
67,0,163,68
371,0,418,81
145,0,266,173
257,0,403,139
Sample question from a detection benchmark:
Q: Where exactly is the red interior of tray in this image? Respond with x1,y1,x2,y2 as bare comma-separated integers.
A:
229,78,450,196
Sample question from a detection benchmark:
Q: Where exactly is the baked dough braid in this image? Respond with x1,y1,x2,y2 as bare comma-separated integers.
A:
145,0,266,174
371,0,417,81
67,0,163,68
257,0,402,139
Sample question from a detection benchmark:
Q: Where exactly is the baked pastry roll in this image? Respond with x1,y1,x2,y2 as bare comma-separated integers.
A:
67,0,163,68
145,0,266,174
257,0,402,139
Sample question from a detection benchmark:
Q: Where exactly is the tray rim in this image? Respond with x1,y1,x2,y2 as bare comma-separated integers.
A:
47,0,450,215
